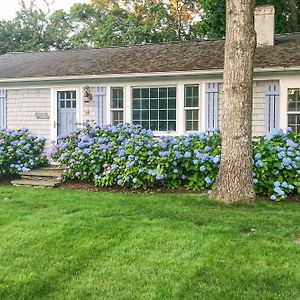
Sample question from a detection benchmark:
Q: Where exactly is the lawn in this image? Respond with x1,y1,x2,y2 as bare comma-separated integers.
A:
0,187,300,299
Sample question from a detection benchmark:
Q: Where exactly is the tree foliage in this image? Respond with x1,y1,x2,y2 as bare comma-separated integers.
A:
0,0,71,54
197,0,300,38
0,0,299,54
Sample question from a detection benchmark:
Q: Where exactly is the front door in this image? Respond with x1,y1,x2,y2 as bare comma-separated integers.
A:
57,91,77,137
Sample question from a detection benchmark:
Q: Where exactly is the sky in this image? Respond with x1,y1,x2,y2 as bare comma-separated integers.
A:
0,0,90,20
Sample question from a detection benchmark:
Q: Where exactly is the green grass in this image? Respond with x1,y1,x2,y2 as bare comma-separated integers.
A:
0,187,300,300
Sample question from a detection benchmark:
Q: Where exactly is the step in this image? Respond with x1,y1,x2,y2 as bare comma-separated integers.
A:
40,165,62,171
20,169,63,178
11,179,60,188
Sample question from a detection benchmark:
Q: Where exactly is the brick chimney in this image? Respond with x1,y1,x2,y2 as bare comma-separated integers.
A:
255,5,275,46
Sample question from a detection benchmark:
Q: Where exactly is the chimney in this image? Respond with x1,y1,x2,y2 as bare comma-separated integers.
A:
255,5,275,46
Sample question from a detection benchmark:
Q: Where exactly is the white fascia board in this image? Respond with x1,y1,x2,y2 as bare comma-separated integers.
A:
0,66,300,85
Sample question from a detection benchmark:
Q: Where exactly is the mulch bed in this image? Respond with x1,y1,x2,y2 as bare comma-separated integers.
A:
0,176,19,186
59,181,202,194
1,179,299,202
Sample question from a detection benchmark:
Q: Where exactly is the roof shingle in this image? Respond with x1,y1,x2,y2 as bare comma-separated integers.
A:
0,33,300,79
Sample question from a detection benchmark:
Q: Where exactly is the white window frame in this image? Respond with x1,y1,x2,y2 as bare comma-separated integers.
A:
184,84,200,132
287,88,300,133
110,86,125,126
131,85,177,134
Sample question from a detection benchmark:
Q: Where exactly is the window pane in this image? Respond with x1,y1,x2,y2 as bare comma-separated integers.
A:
142,121,149,129
159,121,167,131
186,110,193,120
66,100,71,108
112,111,123,125
142,88,149,98
150,98,158,109
142,110,149,119
168,121,176,131
159,110,167,120
112,100,118,109
288,114,300,133
133,99,140,109
60,101,65,108
150,110,158,120
132,89,140,99
288,89,300,112
168,110,176,120
133,110,140,120
193,121,199,130
159,99,167,109
142,99,149,109
186,121,193,131
185,109,199,131
150,88,158,98
111,87,124,109
168,98,176,109
168,88,176,98
150,121,159,131
185,85,199,107
72,100,76,108
159,88,167,98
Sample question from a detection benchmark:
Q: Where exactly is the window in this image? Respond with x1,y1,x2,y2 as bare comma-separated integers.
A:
132,87,176,131
57,91,76,109
184,85,199,131
111,87,124,125
288,88,300,133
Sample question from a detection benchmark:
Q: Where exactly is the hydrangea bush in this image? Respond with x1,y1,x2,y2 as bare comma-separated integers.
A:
0,128,48,177
50,122,300,201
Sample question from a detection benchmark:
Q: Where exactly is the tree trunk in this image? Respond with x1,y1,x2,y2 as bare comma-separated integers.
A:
211,0,256,203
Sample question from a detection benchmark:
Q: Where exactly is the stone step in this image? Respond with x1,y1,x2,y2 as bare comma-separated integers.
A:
20,169,62,178
40,165,62,171
11,179,60,188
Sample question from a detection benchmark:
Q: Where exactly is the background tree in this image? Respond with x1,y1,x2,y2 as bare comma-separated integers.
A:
0,0,72,54
197,0,300,38
211,0,256,203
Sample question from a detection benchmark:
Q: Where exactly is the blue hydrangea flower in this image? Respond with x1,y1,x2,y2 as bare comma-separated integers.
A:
254,153,262,160
200,166,206,172
184,151,191,158
255,160,264,168
274,181,281,188
205,177,212,185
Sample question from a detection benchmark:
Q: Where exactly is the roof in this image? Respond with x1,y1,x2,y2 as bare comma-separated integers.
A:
0,33,300,80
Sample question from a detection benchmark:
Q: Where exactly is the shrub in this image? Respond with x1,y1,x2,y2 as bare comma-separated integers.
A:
0,128,48,177
50,122,300,201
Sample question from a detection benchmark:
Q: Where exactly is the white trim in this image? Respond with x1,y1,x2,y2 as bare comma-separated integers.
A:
183,84,201,133
177,83,185,135
130,85,179,134
110,86,125,126
1,66,300,84
124,84,131,124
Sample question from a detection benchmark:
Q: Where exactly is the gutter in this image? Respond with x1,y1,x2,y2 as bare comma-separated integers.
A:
0,66,299,86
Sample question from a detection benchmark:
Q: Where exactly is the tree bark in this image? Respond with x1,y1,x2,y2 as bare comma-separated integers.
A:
211,0,256,203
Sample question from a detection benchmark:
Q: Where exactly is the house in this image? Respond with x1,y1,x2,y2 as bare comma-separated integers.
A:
0,5,299,151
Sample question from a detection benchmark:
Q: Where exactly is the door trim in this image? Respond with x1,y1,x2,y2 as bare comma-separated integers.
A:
51,87,81,141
